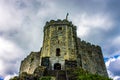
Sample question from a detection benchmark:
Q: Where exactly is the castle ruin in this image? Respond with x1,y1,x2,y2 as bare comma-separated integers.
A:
19,19,108,77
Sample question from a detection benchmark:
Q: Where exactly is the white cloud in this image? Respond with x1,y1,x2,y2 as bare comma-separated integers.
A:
105,57,116,67
4,73,17,80
72,13,113,37
0,0,23,31
0,1,45,78
106,56,120,80
0,0,44,51
113,76,120,80
0,37,25,78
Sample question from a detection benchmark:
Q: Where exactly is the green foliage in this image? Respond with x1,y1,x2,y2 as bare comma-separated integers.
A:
39,76,54,80
77,74,112,80
67,67,112,80
9,76,19,80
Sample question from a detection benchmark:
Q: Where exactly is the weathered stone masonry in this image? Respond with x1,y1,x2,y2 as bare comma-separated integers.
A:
19,19,108,77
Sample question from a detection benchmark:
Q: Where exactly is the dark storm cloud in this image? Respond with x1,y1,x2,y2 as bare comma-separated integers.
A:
55,0,107,13
106,0,120,16
70,0,120,57
15,0,42,13
105,0,120,36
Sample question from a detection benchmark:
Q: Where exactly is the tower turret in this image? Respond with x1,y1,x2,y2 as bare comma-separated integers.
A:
40,19,78,70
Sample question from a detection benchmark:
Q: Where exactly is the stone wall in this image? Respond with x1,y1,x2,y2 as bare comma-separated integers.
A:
77,38,108,76
19,19,108,77
19,52,40,74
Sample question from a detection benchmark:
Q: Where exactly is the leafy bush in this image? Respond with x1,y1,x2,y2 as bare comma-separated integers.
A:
9,76,19,80
40,76,55,80
67,67,112,80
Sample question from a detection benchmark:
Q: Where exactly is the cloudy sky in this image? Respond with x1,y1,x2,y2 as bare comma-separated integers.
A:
0,0,120,80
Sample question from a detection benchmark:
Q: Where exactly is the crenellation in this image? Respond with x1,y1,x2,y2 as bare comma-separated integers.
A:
76,38,108,76
44,19,76,32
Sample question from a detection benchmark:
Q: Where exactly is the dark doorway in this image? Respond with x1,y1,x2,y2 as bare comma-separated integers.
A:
56,48,60,56
54,63,61,70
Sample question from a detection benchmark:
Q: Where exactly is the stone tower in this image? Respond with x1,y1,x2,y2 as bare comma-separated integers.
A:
40,19,78,70
19,19,108,77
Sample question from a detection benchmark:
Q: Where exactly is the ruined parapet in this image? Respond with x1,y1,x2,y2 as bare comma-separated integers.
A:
44,19,76,31
77,38,108,77
19,52,40,74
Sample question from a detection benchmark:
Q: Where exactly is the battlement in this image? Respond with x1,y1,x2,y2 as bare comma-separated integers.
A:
77,38,107,76
44,19,76,31
77,38,102,54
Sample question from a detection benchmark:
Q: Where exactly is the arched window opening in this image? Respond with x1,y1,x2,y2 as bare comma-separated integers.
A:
58,27,62,30
56,48,60,56
54,63,61,70
30,58,34,63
